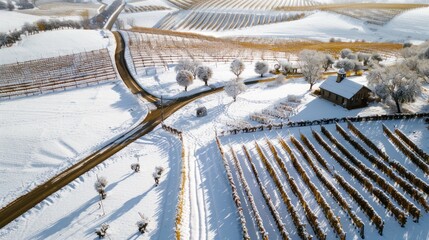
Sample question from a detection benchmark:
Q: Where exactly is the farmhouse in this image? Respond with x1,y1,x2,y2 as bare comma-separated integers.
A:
319,69,371,109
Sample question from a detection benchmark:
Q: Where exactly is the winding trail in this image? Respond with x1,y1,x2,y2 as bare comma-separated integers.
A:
0,31,222,229
0,27,340,231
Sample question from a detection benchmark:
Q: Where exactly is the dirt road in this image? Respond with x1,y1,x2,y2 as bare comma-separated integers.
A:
0,31,221,229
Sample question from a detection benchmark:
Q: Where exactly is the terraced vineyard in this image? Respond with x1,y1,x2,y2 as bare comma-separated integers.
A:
278,3,428,25
166,0,202,9
124,5,170,13
328,8,416,25
155,0,320,31
192,0,320,11
154,10,307,31
217,119,429,239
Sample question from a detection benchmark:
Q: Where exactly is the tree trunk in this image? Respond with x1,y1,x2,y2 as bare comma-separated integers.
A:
261,74,263,77
204,80,208,86
233,96,236,102
309,82,313,90
185,86,187,92
395,99,402,113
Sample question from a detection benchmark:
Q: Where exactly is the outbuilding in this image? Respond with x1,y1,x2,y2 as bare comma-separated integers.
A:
319,69,371,109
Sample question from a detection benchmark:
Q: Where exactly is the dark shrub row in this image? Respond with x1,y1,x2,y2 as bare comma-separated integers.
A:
266,140,326,240
291,136,365,239
299,133,384,235
336,124,429,213
242,145,290,240
383,124,429,175
322,126,421,222
254,142,311,240
313,130,407,227
215,139,251,240
347,121,429,195
394,128,429,163
229,146,267,239
279,138,346,240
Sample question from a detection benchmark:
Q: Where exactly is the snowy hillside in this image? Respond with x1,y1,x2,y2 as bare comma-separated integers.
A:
0,81,148,209
209,8,429,43
0,29,113,65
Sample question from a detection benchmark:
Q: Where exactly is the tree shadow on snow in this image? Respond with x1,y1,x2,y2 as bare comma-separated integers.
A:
194,141,242,239
150,132,181,240
110,83,144,124
30,195,99,240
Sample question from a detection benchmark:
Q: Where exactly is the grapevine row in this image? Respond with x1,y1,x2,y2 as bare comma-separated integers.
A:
334,173,385,235
312,130,407,226
215,138,251,239
175,139,187,240
229,146,267,239
254,141,312,240
321,126,421,221
241,145,290,240
383,124,429,175
265,140,327,240
347,120,429,195
278,137,346,240
336,123,429,213
290,136,365,238
299,134,333,175
394,128,429,163
299,133,384,235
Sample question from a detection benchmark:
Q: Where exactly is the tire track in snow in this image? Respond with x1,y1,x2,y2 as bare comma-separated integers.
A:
184,133,209,240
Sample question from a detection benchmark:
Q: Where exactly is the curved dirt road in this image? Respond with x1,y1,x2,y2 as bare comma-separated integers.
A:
0,31,221,229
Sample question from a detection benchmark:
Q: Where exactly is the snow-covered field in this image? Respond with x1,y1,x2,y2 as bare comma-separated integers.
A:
0,10,82,33
0,11,44,32
1,61,429,239
0,81,148,208
0,29,113,65
1,0,429,239
0,128,181,239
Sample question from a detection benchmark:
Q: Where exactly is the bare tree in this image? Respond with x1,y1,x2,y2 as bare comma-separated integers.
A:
322,54,335,71
175,59,200,77
353,61,364,74
95,223,109,239
131,163,140,172
230,59,245,78
95,176,108,199
340,48,352,59
334,59,355,73
137,212,149,234
369,64,421,113
417,60,429,82
371,53,383,62
7,0,14,11
278,60,293,75
196,65,213,86
176,70,194,91
346,53,358,60
224,79,246,102
299,50,324,90
357,52,371,66
254,61,269,77
152,166,164,186
175,59,192,72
